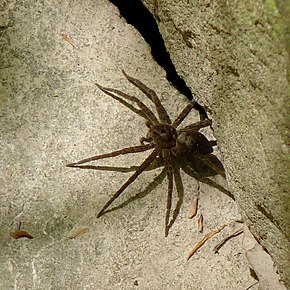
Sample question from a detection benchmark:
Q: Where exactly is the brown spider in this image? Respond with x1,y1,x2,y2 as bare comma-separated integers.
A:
67,71,231,236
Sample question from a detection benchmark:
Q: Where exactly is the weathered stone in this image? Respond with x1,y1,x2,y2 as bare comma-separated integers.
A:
143,0,289,286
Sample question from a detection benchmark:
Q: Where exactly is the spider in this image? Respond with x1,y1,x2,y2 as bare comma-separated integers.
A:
67,71,231,236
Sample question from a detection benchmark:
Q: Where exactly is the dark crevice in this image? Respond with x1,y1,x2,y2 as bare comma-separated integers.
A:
108,0,208,119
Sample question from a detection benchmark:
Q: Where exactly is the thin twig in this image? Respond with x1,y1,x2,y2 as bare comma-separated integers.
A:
187,224,226,260
213,228,243,253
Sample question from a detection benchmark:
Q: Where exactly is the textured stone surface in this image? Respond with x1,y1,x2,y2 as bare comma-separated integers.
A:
143,0,289,286
0,0,265,289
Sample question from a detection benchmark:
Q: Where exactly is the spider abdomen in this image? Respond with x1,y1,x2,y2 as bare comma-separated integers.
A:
176,130,214,155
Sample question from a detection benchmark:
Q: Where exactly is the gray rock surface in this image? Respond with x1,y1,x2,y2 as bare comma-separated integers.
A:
142,0,289,287
0,0,263,289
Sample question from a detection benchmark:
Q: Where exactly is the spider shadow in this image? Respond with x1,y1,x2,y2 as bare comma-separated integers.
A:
74,154,233,233
105,167,167,215
73,157,166,216
166,154,234,234
180,154,235,200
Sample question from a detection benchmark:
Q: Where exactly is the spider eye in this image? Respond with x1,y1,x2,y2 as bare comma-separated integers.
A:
153,128,166,136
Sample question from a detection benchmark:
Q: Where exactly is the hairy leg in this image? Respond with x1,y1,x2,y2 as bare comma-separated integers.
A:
96,83,158,124
66,155,164,172
179,119,212,132
172,102,196,128
96,86,146,120
66,143,154,166
167,163,184,231
163,151,174,237
122,70,171,124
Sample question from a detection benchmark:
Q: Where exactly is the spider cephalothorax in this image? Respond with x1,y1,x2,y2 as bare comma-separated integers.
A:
147,124,177,149
67,71,227,236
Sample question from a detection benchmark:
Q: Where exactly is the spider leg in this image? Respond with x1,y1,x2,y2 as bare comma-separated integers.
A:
172,102,196,128
97,148,160,218
97,88,146,120
180,119,212,132
181,164,235,200
66,155,164,172
66,143,154,166
96,83,158,125
167,162,184,230
67,164,138,172
163,151,174,237
195,153,226,179
140,136,152,144
122,70,171,124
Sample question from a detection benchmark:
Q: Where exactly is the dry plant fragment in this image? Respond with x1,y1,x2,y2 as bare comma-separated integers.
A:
188,197,198,219
213,227,243,253
67,226,89,239
198,214,204,233
243,225,287,290
10,230,33,240
187,224,226,260
61,33,75,48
